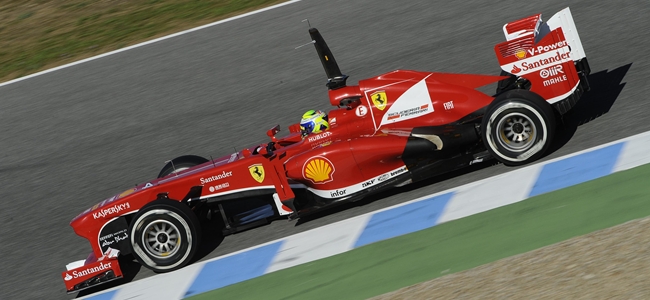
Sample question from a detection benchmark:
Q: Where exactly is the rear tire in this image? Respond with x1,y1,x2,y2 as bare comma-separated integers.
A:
481,90,555,166
157,155,208,178
129,199,201,273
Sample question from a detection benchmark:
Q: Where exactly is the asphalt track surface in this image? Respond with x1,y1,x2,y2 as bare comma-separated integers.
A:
0,1,646,299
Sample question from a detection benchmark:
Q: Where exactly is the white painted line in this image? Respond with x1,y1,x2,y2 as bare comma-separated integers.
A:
0,0,303,88
437,164,542,224
266,215,372,273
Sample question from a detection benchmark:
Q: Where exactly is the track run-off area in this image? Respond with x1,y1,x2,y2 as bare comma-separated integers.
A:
0,1,648,299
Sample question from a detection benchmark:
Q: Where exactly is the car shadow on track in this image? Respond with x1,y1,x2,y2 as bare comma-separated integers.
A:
547,63,632,154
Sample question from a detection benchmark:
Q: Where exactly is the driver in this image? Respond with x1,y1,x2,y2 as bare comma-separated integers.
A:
300,110,329,136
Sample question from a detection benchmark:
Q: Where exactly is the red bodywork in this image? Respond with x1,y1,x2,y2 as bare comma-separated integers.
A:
64,7,590,293
69,69,506,259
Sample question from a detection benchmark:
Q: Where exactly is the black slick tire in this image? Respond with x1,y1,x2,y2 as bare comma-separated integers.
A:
481,90,555,166
129,199,201,273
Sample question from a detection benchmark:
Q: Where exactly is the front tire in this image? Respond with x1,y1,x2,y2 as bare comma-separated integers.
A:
481,90,555,166
129,199,201,272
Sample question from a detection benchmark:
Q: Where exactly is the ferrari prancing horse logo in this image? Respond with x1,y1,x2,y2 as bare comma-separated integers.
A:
370,91,387,111
249,164,265,183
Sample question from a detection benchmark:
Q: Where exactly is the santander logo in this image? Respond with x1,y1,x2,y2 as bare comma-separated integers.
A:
511,65,522,74
64,262,112,281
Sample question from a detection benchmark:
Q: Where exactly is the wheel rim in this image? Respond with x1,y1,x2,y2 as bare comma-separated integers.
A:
495,112,537,152
142,220,181,259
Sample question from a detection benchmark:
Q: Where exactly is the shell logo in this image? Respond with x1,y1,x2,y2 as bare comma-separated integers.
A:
303,157,335,184
515,49,527,59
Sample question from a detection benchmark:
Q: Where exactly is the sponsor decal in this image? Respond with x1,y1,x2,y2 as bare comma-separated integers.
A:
377,174,390,182
370,91,387,110
200,171,233,184
543,75,568,86
99,229,128,248
143,182,153,189
248,164,265,183
379,78,433,127
515,49,527,59
362,179,375,188
93,203,130,219
118,188,136,198
526,40,568,56
102,247,120,259
208,182,230,192
307,131,333,143
443,100,454,110
303,157,335,184
387,104,430,120
330,117,337,125
355,105,368,117
228,152,238,163
330,189,347,198
539,65,564,79
390,166,408,177
64,262,113,281
307,166,408,199
510,49,571,74
540,64,568,86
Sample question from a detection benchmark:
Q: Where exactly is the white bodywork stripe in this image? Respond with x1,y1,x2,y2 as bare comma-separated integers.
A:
306,166,408,199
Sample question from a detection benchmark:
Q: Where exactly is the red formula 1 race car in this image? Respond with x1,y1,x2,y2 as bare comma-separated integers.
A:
62,7,590,293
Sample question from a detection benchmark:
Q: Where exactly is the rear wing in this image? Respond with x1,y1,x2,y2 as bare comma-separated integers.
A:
495,7,590,114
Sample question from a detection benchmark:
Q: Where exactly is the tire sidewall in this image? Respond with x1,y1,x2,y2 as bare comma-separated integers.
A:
483,91,555,165
129,199,200,272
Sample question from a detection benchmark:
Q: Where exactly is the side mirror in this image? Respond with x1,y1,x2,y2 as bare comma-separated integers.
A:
288,123,302,134
266,125,281,142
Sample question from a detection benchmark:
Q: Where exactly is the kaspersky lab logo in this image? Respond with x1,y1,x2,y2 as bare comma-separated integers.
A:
64,262,112,281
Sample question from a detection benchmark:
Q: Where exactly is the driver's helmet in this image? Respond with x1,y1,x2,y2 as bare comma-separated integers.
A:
300,110,329,135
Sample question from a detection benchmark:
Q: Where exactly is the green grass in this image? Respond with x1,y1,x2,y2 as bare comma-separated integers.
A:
188,162,650,300
0,0,285,82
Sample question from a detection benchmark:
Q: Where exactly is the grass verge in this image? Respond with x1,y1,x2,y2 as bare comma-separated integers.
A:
0,0,284,82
